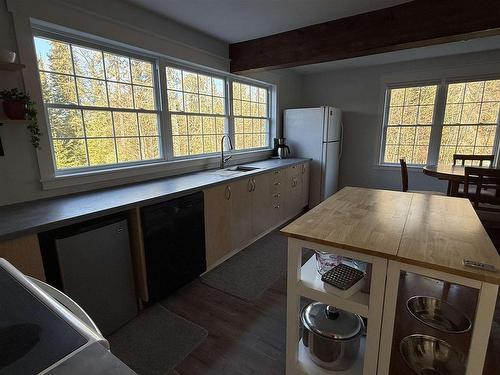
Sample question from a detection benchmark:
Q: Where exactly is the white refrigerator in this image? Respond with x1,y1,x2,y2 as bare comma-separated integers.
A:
284,106,342,208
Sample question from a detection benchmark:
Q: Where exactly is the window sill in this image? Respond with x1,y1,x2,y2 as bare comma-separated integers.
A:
41,149,273,190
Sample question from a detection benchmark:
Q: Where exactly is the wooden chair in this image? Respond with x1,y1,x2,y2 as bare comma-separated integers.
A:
454,154,495,197
400,158,445,195
453,154,494,167
464,166,500,211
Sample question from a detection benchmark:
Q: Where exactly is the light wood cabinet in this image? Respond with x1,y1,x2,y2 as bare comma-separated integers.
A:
252,172,274,237
204,162,310,268
204,183,233,267
230,178,254,251
0,234,46,281
300,162,310,209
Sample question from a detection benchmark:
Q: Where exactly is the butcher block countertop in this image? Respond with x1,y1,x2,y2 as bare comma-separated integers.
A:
281,186,500,285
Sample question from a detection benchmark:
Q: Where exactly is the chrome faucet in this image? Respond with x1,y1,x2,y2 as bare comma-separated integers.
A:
220,134,234,169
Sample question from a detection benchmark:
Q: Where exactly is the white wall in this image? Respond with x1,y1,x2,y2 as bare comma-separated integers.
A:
299,49,500,192
0,0,304,206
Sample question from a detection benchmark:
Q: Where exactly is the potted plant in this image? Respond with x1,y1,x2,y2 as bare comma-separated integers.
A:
0,88,41,148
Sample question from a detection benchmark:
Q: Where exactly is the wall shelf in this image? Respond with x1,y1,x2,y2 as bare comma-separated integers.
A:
0,62,25,71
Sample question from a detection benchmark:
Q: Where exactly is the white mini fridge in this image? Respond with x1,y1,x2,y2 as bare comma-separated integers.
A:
284,106,343,207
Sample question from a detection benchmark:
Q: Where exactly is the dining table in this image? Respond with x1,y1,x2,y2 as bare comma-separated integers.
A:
423,164,467,196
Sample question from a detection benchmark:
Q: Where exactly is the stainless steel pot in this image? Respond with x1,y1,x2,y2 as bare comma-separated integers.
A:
300,302,364,371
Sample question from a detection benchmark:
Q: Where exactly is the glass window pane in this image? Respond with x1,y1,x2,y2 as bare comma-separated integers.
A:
476,125,496,147
390,88,405,106
189,135,203,155
402,106,418,125
83,110,113,137
464,81,484,103
203,135,217,153
141,137,160,159
138,113,159,136
104,53,131,83
202,116,216,134
440,126,459,145
483,80,500,102
386,127,400,144
400,127,416,145
131,59,153,86
40,72,77,104
404,87,420,105
415,126,431,145
183,71,198,93
212,78,224,97
116,137,141,162
444,103,462,124
166,67,183,90
171,115,188,135
167,90,184,112
457,126,477,146
447,83,465,103
200,95,212,114
258,88,267,103
460,103,480,124
53,139,88,169
172,136,189,156
48,108,84,138
72,46,104,79
413,146,428,164
134,85,155,110
417,105,434,125
438,145,455,164
107,82,133,108
188,116,202,135
198,75,212,95
480,102,499,124
77,77,108,107
241,84,250,101
213,97,225,115
184,93,199,113
388,107,402,125
233,100,242,116
113,112,139,136
87,138,117,165
232,83,241,99
34,37,73,75
420,86,436,105
215,117,225,134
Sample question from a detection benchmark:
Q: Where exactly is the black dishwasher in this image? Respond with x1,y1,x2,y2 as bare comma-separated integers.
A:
140,191,206,303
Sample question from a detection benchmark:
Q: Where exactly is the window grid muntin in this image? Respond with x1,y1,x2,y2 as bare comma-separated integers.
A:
383,84,437,165
34,35,162,171
438,79,500,165
231,81,270,151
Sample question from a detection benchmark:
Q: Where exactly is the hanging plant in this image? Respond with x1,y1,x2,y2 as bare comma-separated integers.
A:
0,88,41,148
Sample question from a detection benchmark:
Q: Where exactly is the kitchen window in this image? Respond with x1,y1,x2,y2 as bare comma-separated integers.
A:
34,36,161,171
380,78,500,166
232,81,270,150
165,66,227,157
30,26,274,182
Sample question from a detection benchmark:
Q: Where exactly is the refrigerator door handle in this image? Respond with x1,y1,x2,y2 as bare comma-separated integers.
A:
339,121,344,160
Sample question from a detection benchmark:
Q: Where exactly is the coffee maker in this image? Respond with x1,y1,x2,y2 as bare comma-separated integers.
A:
273,138,290,159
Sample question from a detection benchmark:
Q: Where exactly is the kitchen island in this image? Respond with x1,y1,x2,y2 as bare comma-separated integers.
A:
281,187,500,375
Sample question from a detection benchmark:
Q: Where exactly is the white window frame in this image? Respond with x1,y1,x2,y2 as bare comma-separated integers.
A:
229,78,273,152
20,20,275,188
33,29,165,176
379,76,500,167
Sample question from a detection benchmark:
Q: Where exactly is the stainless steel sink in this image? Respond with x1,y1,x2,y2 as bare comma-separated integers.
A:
225,165,260,172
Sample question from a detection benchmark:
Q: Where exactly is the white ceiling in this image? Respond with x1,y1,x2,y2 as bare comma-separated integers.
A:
124,0,412,43
290,35,500,74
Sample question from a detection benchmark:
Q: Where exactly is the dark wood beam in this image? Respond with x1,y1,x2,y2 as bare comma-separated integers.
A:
229,0,500,73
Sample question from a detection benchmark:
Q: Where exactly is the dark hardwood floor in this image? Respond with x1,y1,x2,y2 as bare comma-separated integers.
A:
161,276,288,375
162,213,500,375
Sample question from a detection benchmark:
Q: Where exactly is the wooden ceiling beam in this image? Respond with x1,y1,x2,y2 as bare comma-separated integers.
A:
229,0,500,73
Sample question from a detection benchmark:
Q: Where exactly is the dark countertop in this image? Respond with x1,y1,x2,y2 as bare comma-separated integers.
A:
0,158,309,240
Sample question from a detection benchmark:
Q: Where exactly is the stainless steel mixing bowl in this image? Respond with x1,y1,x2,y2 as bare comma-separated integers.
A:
400,334,466,375
406,296,471,334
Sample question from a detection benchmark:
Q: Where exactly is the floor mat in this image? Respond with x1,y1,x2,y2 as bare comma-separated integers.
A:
201,231,313,301
108,304,207,375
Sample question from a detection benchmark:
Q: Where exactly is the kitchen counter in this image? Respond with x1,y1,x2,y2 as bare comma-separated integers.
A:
281,186,500,284
0,158,309,240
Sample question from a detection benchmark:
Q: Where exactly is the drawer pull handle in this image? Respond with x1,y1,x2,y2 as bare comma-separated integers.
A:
274,182,280,186
225,185,231,200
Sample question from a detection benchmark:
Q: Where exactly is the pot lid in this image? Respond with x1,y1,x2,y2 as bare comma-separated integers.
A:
300,302,362,340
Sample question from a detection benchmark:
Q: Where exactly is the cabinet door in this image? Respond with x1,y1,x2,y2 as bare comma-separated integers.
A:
285,165,302,218
230,178,254,250
251,172,274,237
301,162,310,209
204,184,232,267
